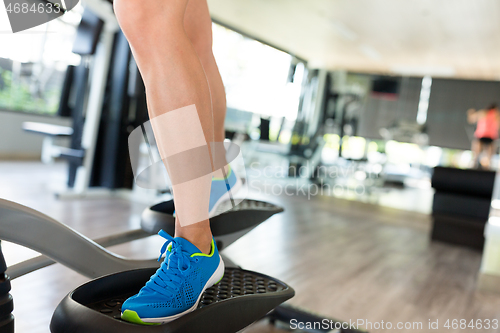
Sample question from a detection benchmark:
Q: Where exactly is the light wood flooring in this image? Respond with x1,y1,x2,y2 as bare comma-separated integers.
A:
0,161,499,333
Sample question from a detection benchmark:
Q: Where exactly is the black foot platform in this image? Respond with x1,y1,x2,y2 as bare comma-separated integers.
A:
50,267,294,333
141,199,284,238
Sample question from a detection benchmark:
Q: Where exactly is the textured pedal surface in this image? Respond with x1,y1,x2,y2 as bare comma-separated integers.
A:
211,199,281,215
51,267,294,333
85,267,285,320
148,199,282,216
141,199,284,237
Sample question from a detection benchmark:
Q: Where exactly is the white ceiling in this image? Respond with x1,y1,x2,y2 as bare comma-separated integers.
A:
208,0,500,80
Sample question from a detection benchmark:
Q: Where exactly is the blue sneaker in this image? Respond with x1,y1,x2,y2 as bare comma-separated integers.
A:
121,230,224,325
209,165,242,217
173,165,242,218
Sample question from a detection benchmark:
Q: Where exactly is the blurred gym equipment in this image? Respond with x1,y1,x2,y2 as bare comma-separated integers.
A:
23,4,148,198
431,166,495,250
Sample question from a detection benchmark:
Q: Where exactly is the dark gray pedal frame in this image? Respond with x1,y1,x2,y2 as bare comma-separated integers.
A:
0,242,14,332
0,198,285,278
141,199,283,252
4,198,280,279
50,267,294,333
0,199,159,279
0,198,291,333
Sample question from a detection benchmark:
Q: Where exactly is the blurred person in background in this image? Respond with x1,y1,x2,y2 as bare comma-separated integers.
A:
468,103,500,169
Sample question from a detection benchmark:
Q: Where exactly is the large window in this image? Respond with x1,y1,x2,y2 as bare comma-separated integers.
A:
0,5,82,114
0,8,301,119
212,24,303,122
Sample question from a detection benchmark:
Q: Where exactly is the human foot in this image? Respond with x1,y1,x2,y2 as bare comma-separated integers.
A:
121,230,224,324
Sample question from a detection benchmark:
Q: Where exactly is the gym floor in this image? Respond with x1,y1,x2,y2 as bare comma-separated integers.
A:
1,161,500,333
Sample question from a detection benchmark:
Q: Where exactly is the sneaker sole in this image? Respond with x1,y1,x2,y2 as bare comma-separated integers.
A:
122,255,225,325
208,177,243,218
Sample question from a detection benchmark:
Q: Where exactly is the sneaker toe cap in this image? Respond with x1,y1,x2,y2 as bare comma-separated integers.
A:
121,294,183,319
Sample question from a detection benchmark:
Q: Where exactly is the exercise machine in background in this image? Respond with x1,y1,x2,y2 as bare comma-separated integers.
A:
23,2,149,199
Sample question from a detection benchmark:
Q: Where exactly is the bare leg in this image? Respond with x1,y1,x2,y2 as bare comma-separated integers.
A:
184,0,226,145
484,142,496,169
472,139,481,169
114,0,213,253
184,1,229,180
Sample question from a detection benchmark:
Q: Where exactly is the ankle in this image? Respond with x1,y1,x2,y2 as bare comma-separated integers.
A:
175,225,212,255
188,237,212,255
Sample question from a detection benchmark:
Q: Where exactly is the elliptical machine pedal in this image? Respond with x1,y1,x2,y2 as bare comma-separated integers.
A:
50,267,294,333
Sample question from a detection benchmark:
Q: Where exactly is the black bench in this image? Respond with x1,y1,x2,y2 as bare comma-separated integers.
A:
431,166,496,250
